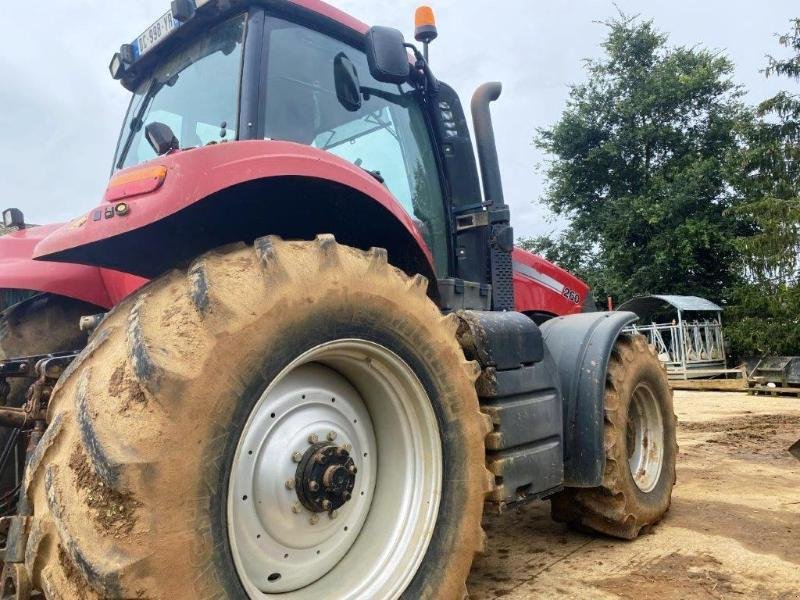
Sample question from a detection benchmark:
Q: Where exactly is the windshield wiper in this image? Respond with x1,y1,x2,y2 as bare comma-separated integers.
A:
115,77,165,170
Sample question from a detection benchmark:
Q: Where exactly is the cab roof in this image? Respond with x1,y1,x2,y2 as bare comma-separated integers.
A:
116,0,371,90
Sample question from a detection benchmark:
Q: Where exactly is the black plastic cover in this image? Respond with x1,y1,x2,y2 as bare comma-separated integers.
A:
458,311,542,370
540,311,638,487
438,279,491,312
364,26,410,84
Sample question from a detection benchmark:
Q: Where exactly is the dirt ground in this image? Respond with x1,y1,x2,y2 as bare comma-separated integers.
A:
467,390,800,599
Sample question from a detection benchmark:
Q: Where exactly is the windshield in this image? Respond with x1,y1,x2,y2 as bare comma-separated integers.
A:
113,14,246,171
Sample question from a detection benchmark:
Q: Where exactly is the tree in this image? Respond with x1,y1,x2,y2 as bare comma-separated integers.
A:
533,14,746,305
723,19,800,357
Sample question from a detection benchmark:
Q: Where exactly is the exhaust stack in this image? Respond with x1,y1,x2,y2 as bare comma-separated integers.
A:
471,83,514,311
471,83,506,209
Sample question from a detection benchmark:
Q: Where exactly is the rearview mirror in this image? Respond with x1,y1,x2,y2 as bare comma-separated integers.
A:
145,122,180,156
334,53,362,112
365,26,410,85
2,208,24,229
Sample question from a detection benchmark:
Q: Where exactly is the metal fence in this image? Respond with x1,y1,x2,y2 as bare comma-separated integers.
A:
625,319,726,379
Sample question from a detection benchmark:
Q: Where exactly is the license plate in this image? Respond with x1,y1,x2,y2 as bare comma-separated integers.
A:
135,11,179,58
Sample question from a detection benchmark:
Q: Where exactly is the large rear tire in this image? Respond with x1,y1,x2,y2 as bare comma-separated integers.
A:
550,334,677,539
24,236,492,599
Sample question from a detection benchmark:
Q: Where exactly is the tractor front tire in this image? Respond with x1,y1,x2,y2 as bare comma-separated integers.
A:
24,236,492,599
551,334,677,539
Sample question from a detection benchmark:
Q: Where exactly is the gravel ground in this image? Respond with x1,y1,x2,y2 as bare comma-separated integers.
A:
467,390,800,599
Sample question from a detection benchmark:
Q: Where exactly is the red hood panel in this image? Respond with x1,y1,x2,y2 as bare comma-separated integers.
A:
0,225,146,309
512,248,590,317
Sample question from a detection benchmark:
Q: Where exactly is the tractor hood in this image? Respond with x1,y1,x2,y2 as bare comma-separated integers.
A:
0,224,145,309
512,248,592,317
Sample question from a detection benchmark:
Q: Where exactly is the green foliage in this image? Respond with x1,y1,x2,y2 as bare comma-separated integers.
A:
724,284,800,357
721,19,800,357
534,14,746,305
727,22,800,285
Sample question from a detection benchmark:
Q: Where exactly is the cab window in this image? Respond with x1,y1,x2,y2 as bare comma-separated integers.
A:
263,17,448,274
114,15,246,170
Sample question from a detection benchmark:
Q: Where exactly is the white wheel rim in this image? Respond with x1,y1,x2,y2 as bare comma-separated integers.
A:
228,340,442,599
626,382,665,493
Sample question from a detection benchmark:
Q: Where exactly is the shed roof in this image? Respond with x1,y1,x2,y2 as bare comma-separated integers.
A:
618,295,722,316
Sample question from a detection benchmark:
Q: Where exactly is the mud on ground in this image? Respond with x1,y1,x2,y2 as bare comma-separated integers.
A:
468,391,800,599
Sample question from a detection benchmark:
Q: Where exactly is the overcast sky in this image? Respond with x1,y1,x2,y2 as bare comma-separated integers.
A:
1,1,797,237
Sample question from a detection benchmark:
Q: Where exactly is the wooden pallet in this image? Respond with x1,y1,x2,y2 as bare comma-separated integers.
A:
670,378,747,392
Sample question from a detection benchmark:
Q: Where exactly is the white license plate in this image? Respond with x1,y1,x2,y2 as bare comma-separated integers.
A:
136,12,179,58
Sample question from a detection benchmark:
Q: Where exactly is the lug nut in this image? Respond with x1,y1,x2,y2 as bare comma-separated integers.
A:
291,503,301,514
348,464,357,475
309,514,320,525
285,478,296,490
330,509,338,520
308,433,319,444
292,451,303,463
327,431,337,441
343,443,352,452
342,492,351,502
321,499,332,511
309,480,320,492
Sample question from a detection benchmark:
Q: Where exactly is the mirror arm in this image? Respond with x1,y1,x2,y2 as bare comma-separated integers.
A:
403,43,439,94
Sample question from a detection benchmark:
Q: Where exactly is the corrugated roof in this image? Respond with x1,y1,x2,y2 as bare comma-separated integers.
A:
618,294,722,315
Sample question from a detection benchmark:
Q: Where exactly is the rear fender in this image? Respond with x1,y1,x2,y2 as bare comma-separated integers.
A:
540,311,638,487
34,141,436,288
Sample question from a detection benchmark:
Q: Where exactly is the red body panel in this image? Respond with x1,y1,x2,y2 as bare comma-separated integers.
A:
288,0,368,34
34,141,434,270
512,248,589,317
0,225,146,309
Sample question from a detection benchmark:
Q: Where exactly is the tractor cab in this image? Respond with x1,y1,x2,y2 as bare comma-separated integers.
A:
111,2,461,277
106,0,516,310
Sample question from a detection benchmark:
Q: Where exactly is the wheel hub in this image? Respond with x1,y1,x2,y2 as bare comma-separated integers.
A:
627,382,665,493
296,442,357,513
227,341,442,598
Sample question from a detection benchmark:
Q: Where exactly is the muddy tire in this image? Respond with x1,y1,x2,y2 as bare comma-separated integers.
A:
24,236,492,599
0,293,98,406
550,334,677,539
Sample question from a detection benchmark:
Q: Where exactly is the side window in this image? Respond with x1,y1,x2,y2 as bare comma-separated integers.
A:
312,107,414,210
264,18,449,275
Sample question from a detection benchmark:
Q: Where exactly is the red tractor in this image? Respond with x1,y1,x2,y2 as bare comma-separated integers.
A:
0,2,676,598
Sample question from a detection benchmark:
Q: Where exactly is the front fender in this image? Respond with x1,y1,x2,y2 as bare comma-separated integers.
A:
0,225,146,309
540,311,638,487
33,141,434,280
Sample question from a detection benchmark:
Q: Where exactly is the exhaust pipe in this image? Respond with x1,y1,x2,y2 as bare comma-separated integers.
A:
470,82,514,311
471,83,506,208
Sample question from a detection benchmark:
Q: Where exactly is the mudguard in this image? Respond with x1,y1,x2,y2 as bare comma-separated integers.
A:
540,311,638,487
0,225,146,309
33,141,434,280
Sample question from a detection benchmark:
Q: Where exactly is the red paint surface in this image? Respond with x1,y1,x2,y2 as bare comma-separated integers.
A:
288,0,369,33
0,225,146,309
34,141,433,270
513,248,590,317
